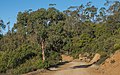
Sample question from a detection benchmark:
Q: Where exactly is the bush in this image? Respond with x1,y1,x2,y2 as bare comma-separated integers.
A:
10,56,40,75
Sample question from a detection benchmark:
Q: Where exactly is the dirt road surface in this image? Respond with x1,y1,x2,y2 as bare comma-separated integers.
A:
24,51,120,75
24,61,102,75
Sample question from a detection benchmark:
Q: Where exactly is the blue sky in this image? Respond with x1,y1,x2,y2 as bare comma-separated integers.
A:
0,0,107,33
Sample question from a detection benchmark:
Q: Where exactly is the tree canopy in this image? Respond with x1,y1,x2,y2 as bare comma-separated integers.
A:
0,1,120,75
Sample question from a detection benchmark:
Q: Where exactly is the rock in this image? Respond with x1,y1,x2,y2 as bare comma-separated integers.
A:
49,67,58,71
79,54,90,62
89,53,101,64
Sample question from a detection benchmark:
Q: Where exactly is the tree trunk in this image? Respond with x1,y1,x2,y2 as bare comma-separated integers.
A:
41,41,45,62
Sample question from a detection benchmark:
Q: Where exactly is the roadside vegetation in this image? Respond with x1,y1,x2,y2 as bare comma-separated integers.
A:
0,0,120,74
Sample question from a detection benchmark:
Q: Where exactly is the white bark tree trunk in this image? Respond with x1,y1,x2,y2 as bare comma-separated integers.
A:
41,41,45,62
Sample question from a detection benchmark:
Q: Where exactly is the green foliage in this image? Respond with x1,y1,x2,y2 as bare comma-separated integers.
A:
10,57,40,75
0,20,5,32
0,1,120,74
0,44,37,72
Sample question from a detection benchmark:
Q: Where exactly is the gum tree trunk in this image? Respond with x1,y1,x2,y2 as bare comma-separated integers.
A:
41,41,45,62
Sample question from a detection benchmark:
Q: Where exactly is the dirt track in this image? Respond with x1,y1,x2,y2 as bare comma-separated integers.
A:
24,61,102,75
24,51,120,75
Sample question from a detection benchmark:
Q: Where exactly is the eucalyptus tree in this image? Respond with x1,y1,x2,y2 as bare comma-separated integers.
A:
0,19,5,33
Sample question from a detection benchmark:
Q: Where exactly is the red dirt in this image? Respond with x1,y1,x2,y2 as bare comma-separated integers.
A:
99,50,120,75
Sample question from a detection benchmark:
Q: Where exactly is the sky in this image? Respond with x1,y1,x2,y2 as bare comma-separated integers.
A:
0,0,108,33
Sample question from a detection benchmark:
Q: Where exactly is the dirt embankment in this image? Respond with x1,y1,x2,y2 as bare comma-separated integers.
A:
99,50,120,75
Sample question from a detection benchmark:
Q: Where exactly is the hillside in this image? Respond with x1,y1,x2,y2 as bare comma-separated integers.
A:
99,50,120,75
0,1,120,75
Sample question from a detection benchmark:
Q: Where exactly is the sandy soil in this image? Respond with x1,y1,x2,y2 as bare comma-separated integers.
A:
24,61,102,75
99,50,120,75
24,50,120,75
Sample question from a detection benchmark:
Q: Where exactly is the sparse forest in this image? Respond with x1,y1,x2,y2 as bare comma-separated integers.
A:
0,0,120,75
